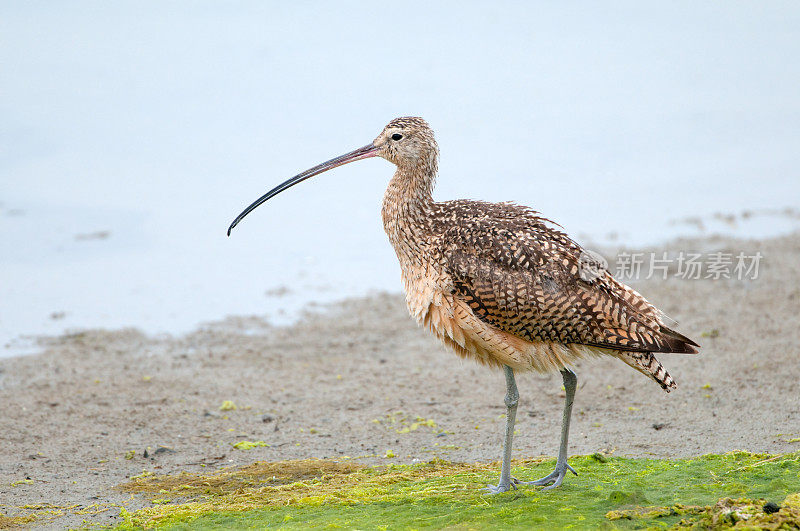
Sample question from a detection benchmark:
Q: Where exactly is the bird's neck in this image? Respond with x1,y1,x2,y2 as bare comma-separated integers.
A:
381,159,437,260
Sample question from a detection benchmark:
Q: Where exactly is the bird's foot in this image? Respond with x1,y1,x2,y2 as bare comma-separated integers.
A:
522,461,577,490
484,477,521,494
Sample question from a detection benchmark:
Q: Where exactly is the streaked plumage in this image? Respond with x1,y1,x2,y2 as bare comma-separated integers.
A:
378,118,698,393
228,116,700,493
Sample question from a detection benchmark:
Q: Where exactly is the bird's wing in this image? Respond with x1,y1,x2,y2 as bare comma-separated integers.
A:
439,201,698,354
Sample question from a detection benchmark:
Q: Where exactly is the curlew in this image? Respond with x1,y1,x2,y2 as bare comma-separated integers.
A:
227,117,699,493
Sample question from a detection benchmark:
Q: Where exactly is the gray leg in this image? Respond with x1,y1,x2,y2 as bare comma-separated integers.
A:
524,368,578,489
485,365,520,494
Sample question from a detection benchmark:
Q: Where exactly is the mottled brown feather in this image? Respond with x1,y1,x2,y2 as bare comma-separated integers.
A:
437,200,698,355
375,117,698,393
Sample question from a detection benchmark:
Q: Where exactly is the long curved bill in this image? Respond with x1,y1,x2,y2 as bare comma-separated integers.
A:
227,143,379,236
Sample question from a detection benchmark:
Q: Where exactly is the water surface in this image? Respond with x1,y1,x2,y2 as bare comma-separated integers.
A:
2,2,799,356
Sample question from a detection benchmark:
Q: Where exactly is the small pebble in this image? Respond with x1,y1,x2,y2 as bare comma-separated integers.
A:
763,502,780,514
154,446,176,455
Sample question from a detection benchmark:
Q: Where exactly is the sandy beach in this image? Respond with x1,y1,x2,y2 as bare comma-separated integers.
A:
1,232,799,528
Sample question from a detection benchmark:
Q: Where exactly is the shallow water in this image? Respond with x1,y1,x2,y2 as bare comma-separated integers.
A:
2,2,799,357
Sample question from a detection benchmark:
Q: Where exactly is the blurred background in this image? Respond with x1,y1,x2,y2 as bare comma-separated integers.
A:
2,1,799,356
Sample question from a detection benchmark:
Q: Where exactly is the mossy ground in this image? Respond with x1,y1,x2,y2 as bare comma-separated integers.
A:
0,514,36,529
110,452,800,529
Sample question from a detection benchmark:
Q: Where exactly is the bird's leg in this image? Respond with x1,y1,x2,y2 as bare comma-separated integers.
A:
485,365,520,494
525,368,578,490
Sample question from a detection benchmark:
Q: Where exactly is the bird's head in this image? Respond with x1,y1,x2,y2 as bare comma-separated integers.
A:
372,116,439,169
227,117,437,236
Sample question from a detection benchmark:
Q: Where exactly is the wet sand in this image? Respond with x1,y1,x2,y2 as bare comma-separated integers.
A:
1,232,798,528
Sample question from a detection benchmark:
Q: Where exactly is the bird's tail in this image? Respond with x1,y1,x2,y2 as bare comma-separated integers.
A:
616,351,677,392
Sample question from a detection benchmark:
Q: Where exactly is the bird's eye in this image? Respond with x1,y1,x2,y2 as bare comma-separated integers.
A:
391,133,403,141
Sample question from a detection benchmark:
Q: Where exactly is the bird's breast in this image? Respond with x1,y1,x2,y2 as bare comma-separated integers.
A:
400,262,448,323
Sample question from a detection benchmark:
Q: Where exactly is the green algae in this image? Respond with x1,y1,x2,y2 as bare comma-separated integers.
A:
113,452,800,529
373,410,443,435
218,401,237,411
0,514,36,529
231,440,268,450
0,503,116,529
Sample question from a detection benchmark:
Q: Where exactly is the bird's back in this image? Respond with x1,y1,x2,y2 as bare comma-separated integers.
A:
395,199,698,391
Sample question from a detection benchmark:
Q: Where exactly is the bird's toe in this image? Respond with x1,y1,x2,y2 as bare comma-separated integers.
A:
540,478,564,491
484,481,518,495
523,461,575,489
